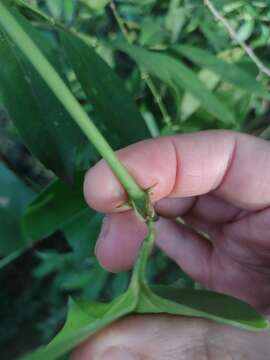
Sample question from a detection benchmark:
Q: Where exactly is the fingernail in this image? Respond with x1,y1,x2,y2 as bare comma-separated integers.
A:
95,215,111,255
99,347,140,360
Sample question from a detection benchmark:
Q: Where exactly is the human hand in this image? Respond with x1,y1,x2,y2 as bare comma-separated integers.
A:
72,314,270,359
76,130,270,359
84,130,270,311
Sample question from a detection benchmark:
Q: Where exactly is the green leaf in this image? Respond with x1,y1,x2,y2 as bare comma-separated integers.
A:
60,267,107,293
137,286,268,331
63,0,76,22
165,1,187,43
215,82,251,127
79,265,108,298
0,6,82,183
60,31,151,147
21,290,136,360
237,20,254,42
139,18,166,47
181,69,220,121
46,0,62,17
109,272,130,298
63,209,103,259
23,173,88,241
117,43,235,125
81,0,110,11
172,45,270,99
0,163,35,258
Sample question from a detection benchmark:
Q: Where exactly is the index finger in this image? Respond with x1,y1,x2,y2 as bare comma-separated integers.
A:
84,130,270,213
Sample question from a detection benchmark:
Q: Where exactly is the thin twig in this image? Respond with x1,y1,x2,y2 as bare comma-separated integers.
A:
204,0,270,78
110,1,171,128
110,1,131,41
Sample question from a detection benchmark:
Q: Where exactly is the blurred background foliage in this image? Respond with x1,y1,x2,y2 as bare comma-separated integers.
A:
0,0,270,358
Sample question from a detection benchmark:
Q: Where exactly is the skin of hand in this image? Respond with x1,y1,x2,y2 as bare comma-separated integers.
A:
74,130,270,359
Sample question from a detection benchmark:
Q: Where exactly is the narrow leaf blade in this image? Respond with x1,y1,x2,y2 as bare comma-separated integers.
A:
137,286,268,331
61,31,151,147
117,42,235,125
0,7,82,182
173,45,270,99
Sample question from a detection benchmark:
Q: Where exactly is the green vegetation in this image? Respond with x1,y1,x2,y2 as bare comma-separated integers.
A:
0,1,270,358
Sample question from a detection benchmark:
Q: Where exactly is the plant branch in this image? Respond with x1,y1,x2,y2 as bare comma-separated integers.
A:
110,1,131,42
130,220,156,289
110,1,171,128
0,2,148,214
14,0,58,26
204,0,270,78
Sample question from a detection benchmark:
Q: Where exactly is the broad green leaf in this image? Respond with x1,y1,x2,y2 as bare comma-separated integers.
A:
136,286,268,331
61,32,151,147
173,45,270,99
23,173,88,241
0,6,82,183
117,43,235,125
0,163,35,258
21,290,136,360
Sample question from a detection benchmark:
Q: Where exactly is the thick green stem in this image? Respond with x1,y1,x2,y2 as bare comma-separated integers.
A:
0,1,147,212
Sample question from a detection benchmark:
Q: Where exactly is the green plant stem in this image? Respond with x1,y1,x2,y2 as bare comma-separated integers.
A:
14,0,59,27
141,71,172,127
130,220,156,290
110,1,131,42
110,1,171,128
0,1,148,214
111,1,159,287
